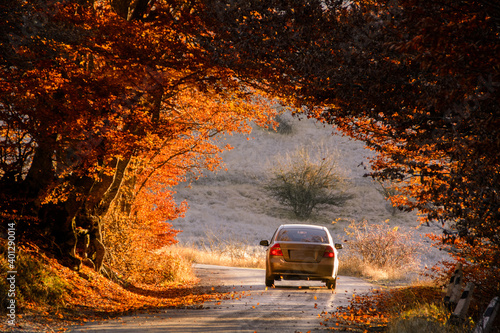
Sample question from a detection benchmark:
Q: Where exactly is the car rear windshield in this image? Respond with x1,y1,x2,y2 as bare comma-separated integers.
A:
276,228,328,243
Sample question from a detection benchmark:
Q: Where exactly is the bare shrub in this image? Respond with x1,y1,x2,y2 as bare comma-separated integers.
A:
343,220,422,280
337,254,365,277
265,144,353,219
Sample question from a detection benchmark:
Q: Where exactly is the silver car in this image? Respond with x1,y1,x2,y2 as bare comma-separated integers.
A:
260,224,342,289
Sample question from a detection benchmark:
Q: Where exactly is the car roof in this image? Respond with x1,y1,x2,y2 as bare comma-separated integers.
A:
279,224,327,230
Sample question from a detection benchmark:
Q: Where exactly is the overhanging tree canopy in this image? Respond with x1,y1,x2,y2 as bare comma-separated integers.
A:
0,0,273,270
1,0,498,290
199,0,500,266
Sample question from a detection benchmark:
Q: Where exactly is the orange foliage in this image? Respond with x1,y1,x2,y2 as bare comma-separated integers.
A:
426,233,500,310
199,0,499,294
321,286,442,331
1,0,275,269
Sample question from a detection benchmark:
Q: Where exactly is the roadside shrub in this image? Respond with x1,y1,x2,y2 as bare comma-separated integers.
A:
127,250,196,286
170,244,265,269
343,220,422,280
264,145,352,219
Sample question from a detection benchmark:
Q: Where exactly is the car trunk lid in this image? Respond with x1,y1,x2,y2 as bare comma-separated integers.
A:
279,243,329,263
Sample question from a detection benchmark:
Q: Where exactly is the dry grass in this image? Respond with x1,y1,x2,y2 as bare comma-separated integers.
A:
387,302,474,333
167,244,265,269
169,230,267,269
338,255,410,281
128,250,198,285
169,223,423,284
174,243,417,281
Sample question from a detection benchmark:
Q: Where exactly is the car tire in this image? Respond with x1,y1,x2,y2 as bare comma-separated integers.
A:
326,277,337,289
265,267,274,287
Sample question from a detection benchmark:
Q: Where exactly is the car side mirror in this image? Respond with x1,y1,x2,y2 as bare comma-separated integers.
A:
260,240,269,247
334,243,343,250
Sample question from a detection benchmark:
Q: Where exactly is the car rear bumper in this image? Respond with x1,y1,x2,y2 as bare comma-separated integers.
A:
268,256,335,280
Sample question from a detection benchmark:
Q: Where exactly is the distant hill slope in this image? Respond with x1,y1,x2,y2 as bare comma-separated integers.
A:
171,112,447,269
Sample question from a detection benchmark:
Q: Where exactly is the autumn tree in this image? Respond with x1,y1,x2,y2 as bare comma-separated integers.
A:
0,0,273,271
199,0,500,293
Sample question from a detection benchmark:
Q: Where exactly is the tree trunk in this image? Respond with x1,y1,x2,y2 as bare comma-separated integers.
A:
110,0,152,21
20,139,132,272
22,142,82,269
73,157,131,272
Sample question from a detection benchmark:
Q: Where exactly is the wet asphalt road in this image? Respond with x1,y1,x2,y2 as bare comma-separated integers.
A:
69,264,374,333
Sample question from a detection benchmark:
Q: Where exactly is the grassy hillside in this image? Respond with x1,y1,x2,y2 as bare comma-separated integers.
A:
171,112,448,282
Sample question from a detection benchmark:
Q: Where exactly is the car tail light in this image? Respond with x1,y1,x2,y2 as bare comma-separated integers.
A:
323,246,335,258
270,243,283,256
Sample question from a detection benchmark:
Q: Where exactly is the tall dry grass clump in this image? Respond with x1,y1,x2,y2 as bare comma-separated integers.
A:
339,220,423,281
168,245,265,269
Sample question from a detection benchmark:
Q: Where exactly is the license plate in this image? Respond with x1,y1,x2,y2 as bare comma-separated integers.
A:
289,250,316,261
